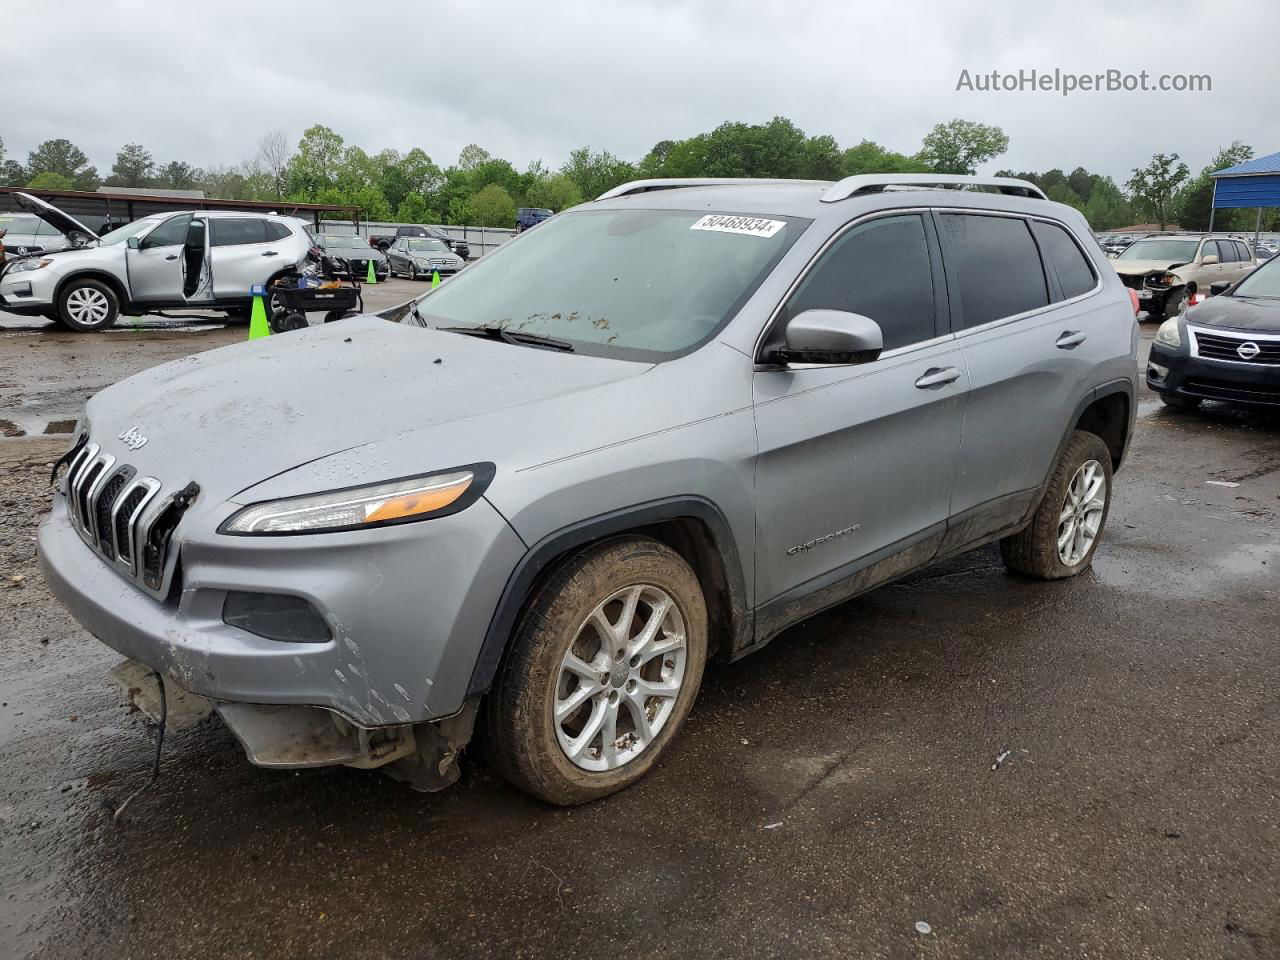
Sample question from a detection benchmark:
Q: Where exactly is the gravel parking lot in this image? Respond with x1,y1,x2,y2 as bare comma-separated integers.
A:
1,303,1277,959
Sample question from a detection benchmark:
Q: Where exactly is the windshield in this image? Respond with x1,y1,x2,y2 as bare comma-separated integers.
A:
322,235,370,249
406,208,806,360
1231,256,1280,298
1117,239,1199,262
406,239,448,252
98,218,163,245
0,213,42,235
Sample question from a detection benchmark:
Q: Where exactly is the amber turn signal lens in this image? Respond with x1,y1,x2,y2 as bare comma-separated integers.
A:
363,476,472,523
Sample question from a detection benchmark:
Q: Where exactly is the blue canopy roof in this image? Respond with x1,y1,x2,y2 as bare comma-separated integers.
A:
1210,150,1280,209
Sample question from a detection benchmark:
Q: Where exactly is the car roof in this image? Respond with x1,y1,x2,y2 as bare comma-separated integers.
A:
588,180,1073,228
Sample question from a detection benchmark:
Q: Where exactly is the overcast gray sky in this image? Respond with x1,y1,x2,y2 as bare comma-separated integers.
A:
6,0,1277,182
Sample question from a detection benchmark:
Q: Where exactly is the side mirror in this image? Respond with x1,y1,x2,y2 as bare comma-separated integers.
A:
127,236,141,250
1208,280,1232,297
1200,254,1218,265
764,309,883,365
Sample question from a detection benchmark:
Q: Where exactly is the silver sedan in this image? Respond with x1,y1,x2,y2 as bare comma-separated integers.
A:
385,237,465,280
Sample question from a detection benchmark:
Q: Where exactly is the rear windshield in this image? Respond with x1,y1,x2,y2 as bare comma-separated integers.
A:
406,208,807,360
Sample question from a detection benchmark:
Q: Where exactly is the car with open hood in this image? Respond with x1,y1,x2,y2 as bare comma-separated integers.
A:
1147,252,1280,409
0,195,312,330
1111,234,1255,320
37,174,1137,805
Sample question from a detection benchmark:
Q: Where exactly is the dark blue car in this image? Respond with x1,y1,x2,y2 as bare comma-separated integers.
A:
515,207,553,233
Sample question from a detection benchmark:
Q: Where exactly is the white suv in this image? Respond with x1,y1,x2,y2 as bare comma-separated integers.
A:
0,193,312,331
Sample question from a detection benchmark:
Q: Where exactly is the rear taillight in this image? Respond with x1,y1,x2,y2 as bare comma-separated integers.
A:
1128,289,1140,315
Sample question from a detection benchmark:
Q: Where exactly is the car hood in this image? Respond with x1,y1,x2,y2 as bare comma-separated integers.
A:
1185,294,1280,332
1113,259,1187,276
327,247,383,260
83,316,652,505
13,191,99,241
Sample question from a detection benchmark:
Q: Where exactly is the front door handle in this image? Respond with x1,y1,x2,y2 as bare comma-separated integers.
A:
164,254,178,261
1056,330,1087,349
261,250,279,257
914,366,962,389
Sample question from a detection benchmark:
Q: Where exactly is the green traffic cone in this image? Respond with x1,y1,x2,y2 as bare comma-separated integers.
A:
431,270,441,288
248,291,270,340
366,259,377,284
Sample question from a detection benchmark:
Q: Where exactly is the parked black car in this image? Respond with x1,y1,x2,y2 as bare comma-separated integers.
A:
1148,254,1280,409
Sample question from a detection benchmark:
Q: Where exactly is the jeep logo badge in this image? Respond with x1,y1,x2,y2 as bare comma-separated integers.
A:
1237,341,1261,360
118,425,149,451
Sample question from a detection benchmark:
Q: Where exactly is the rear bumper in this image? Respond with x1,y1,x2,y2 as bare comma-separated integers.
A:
1148,341,1280,406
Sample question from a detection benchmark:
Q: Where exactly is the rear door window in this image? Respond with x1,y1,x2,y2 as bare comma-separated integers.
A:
211,218,268,246
780,213,939,351
938,214,1048,329
1030,220,1097,300
264,220,292,242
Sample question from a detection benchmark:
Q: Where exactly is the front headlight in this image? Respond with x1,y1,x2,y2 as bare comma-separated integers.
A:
6,257,53,274
1154,317,1182,349
220,464,493,535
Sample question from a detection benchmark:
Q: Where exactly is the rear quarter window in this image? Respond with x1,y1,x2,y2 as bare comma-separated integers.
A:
939,214,1048,329
1030,220,1097,300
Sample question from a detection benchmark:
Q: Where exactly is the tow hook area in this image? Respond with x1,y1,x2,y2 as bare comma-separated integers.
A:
108,658,478,791
217,702,419,769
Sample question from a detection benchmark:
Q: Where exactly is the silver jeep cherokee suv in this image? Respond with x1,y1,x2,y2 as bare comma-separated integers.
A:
38,175,1137,805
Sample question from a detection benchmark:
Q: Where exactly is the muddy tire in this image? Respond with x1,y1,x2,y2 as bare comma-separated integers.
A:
1001,431,1113,580
482,536,707,805
56,278,119,331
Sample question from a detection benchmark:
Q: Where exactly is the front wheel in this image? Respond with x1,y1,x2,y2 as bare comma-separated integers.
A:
408,262,418,281
1001,431,1113,579
482,536,707,805
57,279,119,331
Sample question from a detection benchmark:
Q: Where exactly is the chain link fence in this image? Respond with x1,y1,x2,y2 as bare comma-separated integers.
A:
319,220,516,259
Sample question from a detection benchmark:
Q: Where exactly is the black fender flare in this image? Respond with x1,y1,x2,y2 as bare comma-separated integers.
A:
465,496,751,698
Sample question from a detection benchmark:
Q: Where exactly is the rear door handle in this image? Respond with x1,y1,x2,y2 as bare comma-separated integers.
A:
1056,330,1087,349
914,366,962,389
261,250,279,257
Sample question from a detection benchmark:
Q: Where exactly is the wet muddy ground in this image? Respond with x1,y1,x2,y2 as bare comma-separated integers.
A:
1,311,1277,959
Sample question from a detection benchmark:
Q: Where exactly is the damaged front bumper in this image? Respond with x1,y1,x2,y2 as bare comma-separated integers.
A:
109,658,477,790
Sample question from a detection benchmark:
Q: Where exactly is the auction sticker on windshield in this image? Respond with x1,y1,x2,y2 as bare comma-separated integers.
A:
691,214,786,238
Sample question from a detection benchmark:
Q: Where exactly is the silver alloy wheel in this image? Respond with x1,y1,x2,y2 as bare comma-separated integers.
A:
554,584,687,772
1058,458,1106,566
65,286,111,326
409,262,417,281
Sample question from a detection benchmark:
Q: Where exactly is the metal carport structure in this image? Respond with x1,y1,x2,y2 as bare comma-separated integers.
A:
0,186,359,234
1208,151,1280,239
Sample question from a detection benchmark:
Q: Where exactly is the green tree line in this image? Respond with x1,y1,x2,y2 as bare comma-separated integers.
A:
1,122,1274,232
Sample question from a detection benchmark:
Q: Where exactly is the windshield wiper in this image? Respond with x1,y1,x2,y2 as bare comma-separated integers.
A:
436,325,575,352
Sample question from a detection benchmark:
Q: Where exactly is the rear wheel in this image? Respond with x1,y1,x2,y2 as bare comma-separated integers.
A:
1001,431,1112,580
483,536,707,805
57,279,119,331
